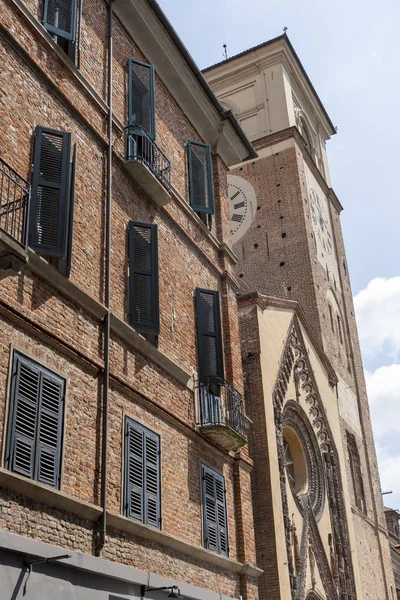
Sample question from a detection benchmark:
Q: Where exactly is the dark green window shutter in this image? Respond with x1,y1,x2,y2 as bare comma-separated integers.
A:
128,59,156,140
202,464,228,556
29,127,71,257
36,371,65,488
128,222,159,335
58,143,77,278
125,419,161,529
43,0,77,41
195,289,224,382
6,352,65,489
187,142,214,215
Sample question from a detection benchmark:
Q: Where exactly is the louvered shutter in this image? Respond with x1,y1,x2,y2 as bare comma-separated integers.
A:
195,289,224,382
58,143,77,277
128,59,156,140
6,352,65,489
29,127,71,257
125,421,145,522
36,372,64,487
187,142,214,215
43,0,77,41
144,430,161,528
128,222,159,335
125,419,161,528
202,465,228,556
8,356,41,479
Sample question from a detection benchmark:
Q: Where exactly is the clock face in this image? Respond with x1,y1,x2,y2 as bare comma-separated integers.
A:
229,183,248,236
309,188,333,256
227,175,257,244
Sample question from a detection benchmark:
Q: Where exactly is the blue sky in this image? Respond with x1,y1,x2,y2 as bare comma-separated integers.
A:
158,0,400,510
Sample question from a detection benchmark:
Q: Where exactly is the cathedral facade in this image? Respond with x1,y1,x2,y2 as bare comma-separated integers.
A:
204,35,395,600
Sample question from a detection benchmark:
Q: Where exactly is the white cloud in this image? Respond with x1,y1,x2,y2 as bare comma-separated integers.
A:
354,277,400,362
355,278,400,510
365,365,400,509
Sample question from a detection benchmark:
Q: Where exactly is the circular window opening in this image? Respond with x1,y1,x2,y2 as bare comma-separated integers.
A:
283,427,308,495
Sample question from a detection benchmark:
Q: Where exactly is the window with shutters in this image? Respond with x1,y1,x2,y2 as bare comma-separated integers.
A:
5,351,65,489
187,142,214,228
42,0,80,61
124,418,161,529
128,59,156,140
201,464,228,556
30,126,76,277
128,221,159,343
195,288,224,383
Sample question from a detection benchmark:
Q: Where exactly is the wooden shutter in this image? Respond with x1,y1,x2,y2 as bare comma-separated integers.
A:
195,289,224,382
58,143,77,277
125,421,145,522
36,371,65,487
6,352,65,489
125,419,161,528
43,0,77,41
144,430,161,528
187,142,214,214
128,59,156,140
202,464,228,556
7,356,40,479
29,127,71,257
128,222,159,335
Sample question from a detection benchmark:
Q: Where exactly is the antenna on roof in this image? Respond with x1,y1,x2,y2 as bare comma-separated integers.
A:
223,44,228,60
283,26,288,34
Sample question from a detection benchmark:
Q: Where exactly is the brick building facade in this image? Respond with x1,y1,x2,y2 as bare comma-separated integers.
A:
0,1,261,599
205,35,395,599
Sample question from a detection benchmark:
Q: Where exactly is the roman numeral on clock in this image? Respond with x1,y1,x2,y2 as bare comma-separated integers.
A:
231,214,243,223
230,191,240,201
234,201,245,210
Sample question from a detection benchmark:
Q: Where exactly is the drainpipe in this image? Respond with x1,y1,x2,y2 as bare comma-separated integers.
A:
96,0,114,556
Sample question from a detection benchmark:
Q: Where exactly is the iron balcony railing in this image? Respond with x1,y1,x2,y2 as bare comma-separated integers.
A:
199,378,251,441
125,125,171,194
0,157,30,249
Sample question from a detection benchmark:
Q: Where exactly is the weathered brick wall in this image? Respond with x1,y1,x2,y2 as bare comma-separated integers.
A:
0,0,257,598
231,141,321,347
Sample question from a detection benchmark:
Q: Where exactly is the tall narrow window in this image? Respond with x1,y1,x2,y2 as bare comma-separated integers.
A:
128,222,159,339
195,289,224,382
30,127,76,274
202,464,228,556
5,351,65,489
43,0,79,61
347,432,366,513
328,304,334,332
124,418,161,529
187,142,214,219
337,315,343,344
127,59,156,140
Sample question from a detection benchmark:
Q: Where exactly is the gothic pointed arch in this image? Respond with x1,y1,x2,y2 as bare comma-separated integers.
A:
273,315,356,600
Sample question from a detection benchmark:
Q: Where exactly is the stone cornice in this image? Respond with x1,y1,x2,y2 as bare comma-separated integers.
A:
204,35,335,139
251,127,344,213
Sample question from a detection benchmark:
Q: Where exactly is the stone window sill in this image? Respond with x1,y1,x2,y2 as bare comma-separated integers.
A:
0,468,261,578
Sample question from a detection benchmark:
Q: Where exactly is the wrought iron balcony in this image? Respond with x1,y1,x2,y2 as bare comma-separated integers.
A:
124,126,171,207
198,378,251,451
0,157,30,277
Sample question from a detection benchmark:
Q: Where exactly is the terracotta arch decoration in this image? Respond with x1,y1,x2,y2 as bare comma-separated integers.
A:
273,315,356,600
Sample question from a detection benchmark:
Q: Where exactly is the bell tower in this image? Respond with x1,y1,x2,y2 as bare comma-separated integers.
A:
204,34,395,600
